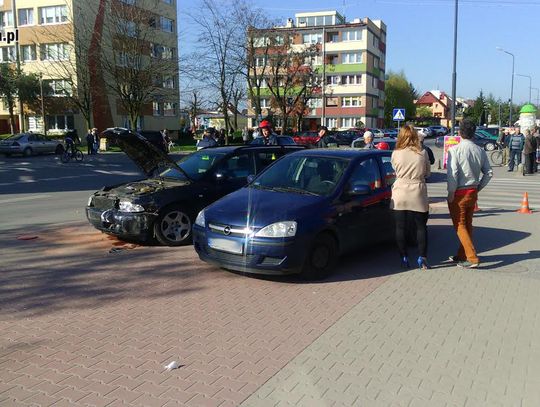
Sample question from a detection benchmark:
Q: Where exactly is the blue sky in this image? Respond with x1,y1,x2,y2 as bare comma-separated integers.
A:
179,0,540,105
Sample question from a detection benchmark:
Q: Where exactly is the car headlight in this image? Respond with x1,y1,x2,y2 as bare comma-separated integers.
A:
87,196,93,206
255,221,297,238
118,200,144,213
195,210,205,227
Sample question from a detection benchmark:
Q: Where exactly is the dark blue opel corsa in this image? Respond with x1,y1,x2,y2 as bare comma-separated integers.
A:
193,149,397,279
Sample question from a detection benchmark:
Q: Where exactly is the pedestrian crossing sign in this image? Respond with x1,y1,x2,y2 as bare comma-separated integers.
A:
392,108,406,121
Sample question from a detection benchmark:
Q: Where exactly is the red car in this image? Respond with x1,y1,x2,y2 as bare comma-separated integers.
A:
292,131,320,146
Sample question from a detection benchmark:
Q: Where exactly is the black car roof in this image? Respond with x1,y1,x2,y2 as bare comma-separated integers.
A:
287,148,391,159
200,144,304,153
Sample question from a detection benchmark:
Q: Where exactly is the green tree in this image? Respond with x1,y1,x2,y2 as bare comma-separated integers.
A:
464,91,486,125
383,71,417,127
416,105,432,118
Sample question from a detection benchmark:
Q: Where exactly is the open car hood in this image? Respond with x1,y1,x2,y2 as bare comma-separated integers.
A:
101,128,187,178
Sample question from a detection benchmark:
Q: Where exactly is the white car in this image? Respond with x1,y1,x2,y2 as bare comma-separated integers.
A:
414,127,432,138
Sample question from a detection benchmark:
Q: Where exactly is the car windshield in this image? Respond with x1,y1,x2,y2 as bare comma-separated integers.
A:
251,155,349,196
159,150,227,180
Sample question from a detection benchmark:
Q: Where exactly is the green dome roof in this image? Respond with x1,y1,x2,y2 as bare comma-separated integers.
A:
519,104,537,114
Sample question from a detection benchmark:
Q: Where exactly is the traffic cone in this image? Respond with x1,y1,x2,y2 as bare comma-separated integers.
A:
473,201,480,212
517,192,533,214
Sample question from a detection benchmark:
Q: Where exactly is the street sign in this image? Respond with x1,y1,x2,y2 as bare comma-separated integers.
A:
392,108,406,121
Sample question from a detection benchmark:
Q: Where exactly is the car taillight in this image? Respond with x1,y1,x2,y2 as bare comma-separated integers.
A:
12,142,20,146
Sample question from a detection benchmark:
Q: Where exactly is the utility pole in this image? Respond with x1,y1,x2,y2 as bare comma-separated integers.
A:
450,0,458,132
11,0,24,132
39,73,47,135
321,25,326,128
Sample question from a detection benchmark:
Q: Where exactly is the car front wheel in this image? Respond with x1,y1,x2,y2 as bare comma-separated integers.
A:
485,143,495,151
153,205,193,246
300,233,338,280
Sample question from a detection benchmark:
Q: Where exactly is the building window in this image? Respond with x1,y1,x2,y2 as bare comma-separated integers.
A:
28,116,40,131
120,0,136,4
342,97,361,107
44,79,72,96
39,6,67,25
342,52,362,64
372,77,378,88
308,98,322,108
164,102,177,116
40,43,69,61
22,45,37,61
328,32,339,42
341,117,357,128
341,74,361,85
0,47,16,62
326,76,340,85
46,114,74,130
326,97,338,107
18,9,34,26
119,19,137,37
117,51,140,68
259,78,268,88
302,33,322,44
160,16,174,33
0,11,13,28
260,98,270,108
163,0,173,4
254,56,267,67
342,30,362,41
153,101,163,116
374,57,379,69
326,118,338,128
162,76,175,89
373,35,379,47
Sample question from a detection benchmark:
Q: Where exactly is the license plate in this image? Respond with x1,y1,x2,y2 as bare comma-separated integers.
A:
208,238,243,254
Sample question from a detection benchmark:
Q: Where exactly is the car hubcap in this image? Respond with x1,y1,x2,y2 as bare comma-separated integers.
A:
161,211,191,242
486,144,494,151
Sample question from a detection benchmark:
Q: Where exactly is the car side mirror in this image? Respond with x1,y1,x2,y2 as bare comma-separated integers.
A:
247,174,256,183
347,184,372,196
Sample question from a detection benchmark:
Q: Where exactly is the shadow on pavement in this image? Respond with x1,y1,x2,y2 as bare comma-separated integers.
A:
0,223,208,318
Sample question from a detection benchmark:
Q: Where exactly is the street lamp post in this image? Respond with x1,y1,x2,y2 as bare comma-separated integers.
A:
450,0,458,131
39,73,47,136
496,47,514,126
532,87,539,110
515,73,532,104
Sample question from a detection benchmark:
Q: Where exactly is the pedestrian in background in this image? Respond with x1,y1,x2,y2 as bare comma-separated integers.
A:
92,128,99,154
417,131,435,165
507,127,524,172
446,119,493,269
390,125,431,270
242,127,250,144
257,120,278,145
362,131,375,149
533,127,540,172
315,125,334,148
86,129,93,155
523,128,537,175
497,128,510,165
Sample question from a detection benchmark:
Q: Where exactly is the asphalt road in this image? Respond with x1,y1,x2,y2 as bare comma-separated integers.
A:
0,152,182,232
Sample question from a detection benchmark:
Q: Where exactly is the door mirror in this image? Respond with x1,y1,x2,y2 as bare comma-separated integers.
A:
347,184,371,196
247,174,256,184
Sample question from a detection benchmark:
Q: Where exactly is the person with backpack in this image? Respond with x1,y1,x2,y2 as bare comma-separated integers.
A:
507,127,525,172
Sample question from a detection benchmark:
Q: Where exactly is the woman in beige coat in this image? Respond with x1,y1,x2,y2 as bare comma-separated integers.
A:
391,125,431,269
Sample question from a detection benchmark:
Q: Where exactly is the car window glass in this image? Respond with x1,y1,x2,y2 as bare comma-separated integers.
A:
27,135,37,142
218,153,254,179
255,150,282,172
380,156,396,186
163,150,227,180
348,158,382,191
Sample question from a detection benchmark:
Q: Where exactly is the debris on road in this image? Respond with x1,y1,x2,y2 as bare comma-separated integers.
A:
164,361,180,371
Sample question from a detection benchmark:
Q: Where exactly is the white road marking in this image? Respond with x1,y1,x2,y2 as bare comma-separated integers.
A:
0,194,52,204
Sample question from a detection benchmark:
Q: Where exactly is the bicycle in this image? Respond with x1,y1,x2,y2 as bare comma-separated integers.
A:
61,148,84,163
489,142,505,166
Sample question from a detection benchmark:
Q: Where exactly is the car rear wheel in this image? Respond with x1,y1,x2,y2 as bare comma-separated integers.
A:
154,205,193,246
300,233,338,280
484,142,496,151
23,147,32,157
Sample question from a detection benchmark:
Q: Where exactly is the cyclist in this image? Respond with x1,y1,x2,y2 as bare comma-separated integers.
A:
64,134,75,157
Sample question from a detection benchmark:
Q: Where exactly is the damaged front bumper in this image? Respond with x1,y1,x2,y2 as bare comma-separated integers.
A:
86,207,157,241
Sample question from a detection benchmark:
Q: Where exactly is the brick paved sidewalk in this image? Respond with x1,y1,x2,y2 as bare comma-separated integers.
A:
242,210,540,407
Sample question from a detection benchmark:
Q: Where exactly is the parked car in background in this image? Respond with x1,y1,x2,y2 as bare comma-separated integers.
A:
292,130,320,146
86,128,304,246
434,131,498,151
193,149,396,279
428,125,448,136
366,128,385,138
0,133,65,157
414,127,433,138
476,126,499,139
382,128,398,138
334,129,364,146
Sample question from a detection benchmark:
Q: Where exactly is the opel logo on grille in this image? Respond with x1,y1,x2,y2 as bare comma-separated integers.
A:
223,226,231,235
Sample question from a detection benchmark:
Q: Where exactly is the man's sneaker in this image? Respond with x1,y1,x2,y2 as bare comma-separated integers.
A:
457,261,480,269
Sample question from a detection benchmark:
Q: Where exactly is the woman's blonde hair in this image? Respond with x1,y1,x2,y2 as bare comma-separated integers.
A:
395,124,421,153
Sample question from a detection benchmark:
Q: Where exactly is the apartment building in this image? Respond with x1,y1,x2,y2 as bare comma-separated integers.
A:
247,10,386,130
0,0,179,135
